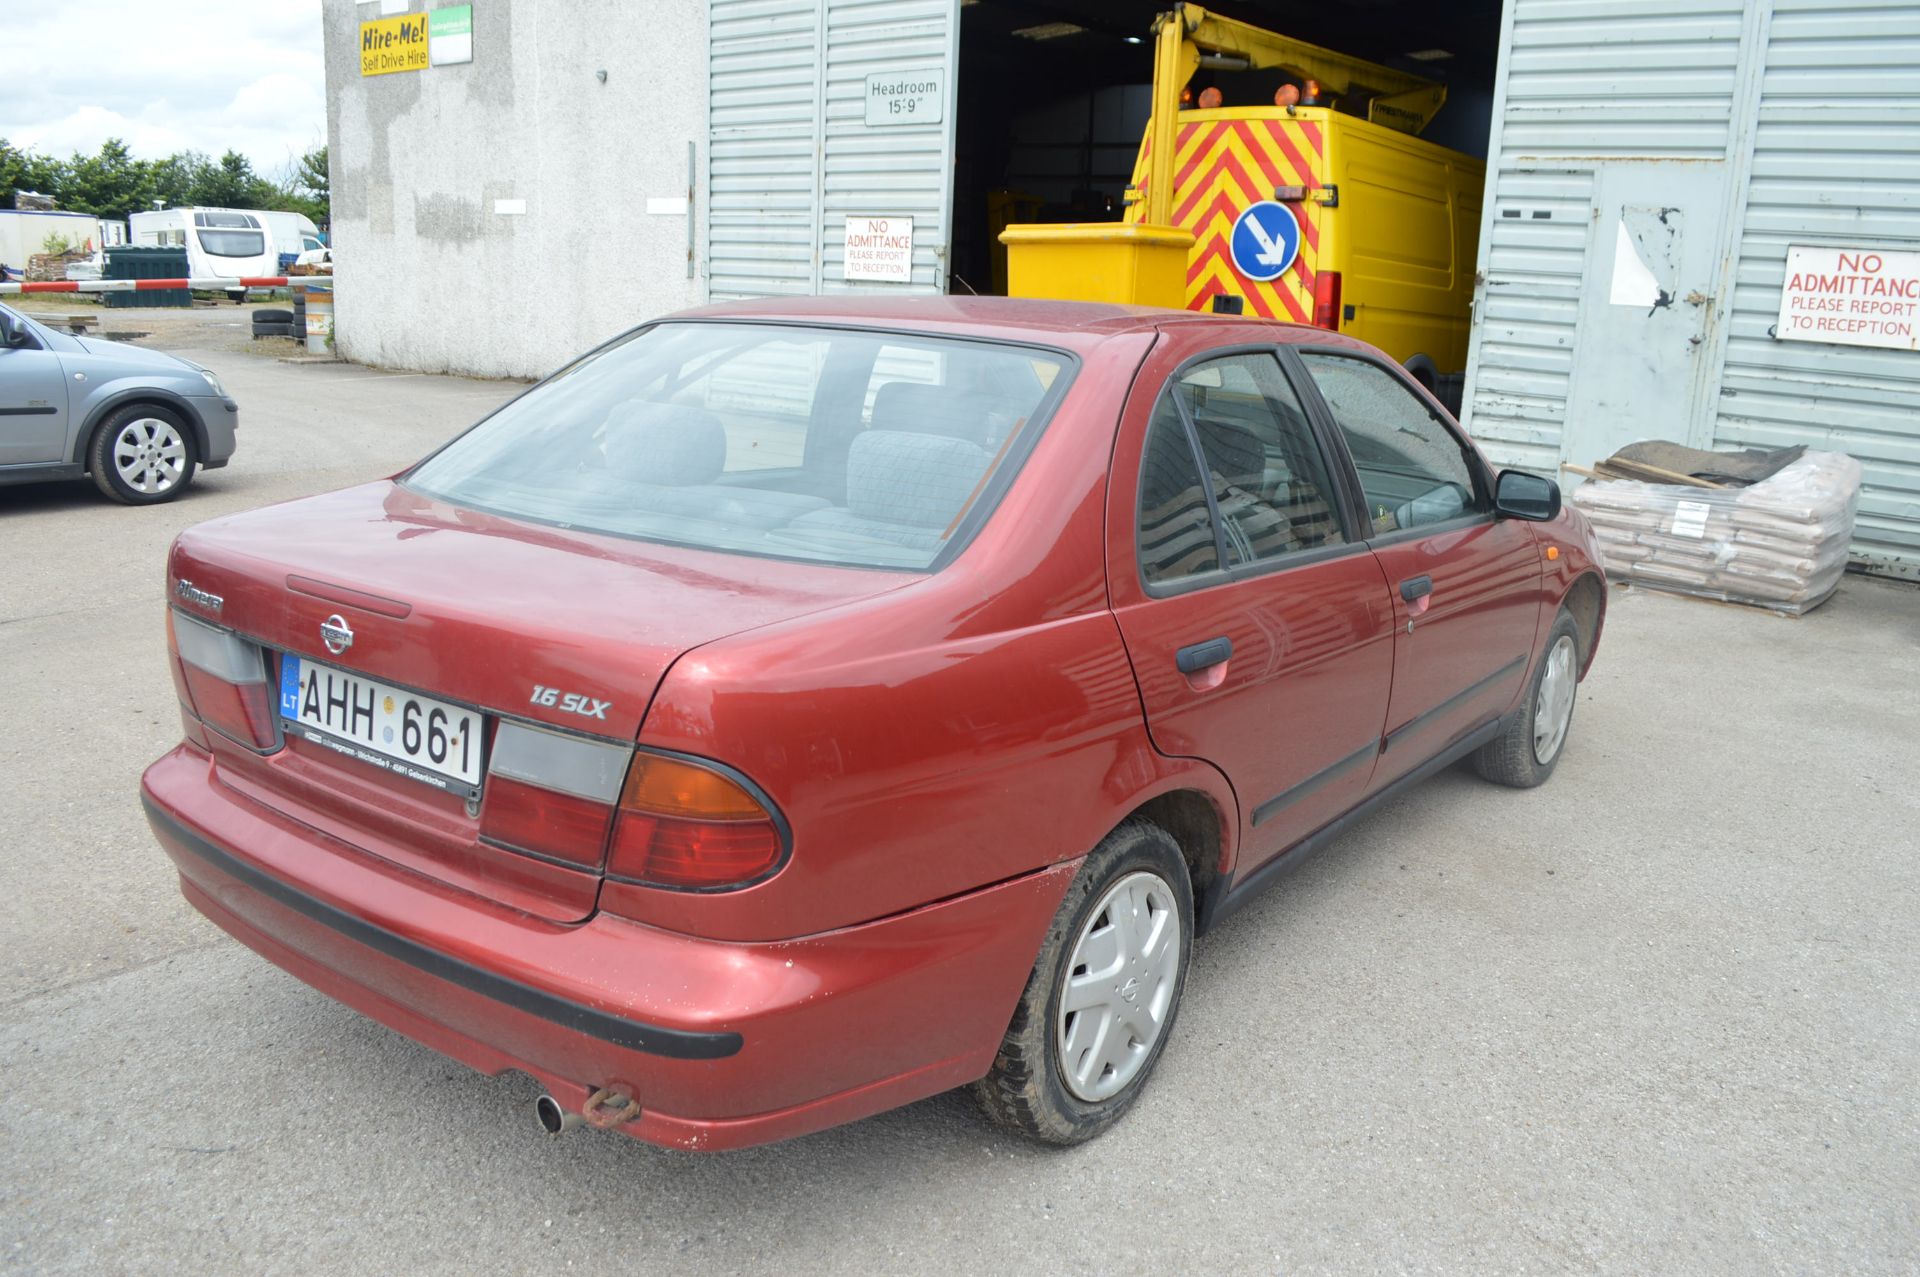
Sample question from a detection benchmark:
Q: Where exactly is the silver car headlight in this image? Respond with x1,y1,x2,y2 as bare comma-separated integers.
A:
193,366,227,398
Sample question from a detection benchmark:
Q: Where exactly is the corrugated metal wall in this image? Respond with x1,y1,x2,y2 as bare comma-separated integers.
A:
1462,0,1920,576
1462,0,1749,473
708,0,820,299
1708,0,1920,578
708,0,957,300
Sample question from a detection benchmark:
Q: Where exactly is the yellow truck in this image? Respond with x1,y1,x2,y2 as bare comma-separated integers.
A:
1003,5,1485,399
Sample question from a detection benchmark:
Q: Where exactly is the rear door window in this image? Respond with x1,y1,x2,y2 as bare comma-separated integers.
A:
1137,351,1350,587
1296,351,1486,535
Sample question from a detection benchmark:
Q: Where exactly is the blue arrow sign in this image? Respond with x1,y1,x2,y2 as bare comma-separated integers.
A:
1229,201,1302,283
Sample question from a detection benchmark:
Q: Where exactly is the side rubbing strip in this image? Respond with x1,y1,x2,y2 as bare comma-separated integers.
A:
144,797,742,1060
1383,656,1526,753
1251,743,1377,827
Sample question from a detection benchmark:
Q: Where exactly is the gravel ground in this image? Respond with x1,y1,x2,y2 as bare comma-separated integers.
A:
1,327,1915,1275
9,293,331,360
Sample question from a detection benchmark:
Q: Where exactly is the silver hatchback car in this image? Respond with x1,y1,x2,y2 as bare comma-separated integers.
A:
0,301,238,504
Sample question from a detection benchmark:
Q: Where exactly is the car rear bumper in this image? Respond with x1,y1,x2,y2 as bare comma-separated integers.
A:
141,745,1075,1151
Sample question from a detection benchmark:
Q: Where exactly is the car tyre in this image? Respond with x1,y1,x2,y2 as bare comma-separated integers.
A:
88,404,198,504
1473,608,1582,788
252,322,294,338
974,818,1193,1145
252,307,293,324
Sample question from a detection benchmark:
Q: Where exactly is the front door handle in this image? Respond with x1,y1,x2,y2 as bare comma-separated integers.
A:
1400,575,1433,602
1175,636,1233,674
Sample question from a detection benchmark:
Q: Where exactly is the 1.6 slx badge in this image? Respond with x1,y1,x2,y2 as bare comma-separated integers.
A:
530,684,612,720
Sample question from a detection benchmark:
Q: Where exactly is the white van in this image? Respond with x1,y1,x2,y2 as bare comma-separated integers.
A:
256,210,324,264
129,207,279,300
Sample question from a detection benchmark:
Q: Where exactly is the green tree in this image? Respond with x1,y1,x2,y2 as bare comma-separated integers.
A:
0,138,70,209
60,138,152,222
295,144,327,206
189,150,263,208
144,151,212,210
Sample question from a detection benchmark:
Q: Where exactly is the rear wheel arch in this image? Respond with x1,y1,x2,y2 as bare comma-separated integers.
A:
1124,788,1228,929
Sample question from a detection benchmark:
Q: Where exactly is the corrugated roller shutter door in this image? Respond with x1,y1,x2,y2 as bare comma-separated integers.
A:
819,0,954,292
709,0,821,300
708,0,956,300
1712,0,1920,577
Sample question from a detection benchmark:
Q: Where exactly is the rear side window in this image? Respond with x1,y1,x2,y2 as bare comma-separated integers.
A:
1297,352,1485,535
405,322,1071,571
1138,397,1220,585
1137,352,1349,587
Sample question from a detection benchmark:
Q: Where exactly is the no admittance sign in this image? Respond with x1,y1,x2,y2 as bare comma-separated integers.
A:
843,217,913,283
1775,245,1920,352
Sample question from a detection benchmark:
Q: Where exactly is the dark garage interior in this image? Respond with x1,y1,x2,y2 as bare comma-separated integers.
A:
950,0,1505,294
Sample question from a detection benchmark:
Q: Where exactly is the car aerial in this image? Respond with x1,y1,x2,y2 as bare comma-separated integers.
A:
141,296,1604,1150
0,300,238,503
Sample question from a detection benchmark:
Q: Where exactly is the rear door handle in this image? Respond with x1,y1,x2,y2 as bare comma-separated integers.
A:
1175,636,1233,674
1400,575,1433,602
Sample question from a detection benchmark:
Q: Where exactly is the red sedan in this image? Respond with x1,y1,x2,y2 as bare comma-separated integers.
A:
142,297,1604,1150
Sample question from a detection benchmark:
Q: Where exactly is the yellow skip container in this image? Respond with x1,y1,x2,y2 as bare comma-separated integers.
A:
998,223,1194,310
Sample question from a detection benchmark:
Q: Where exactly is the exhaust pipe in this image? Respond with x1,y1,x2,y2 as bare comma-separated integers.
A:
535,1094,583,1135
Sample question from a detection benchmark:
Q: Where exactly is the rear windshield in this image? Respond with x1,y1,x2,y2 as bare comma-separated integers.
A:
198,229,264,258
405,322,1073,570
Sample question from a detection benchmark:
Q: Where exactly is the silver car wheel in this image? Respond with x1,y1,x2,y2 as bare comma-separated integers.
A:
1532,634,1577,766
1056,869,1183,1103
113,417,188,496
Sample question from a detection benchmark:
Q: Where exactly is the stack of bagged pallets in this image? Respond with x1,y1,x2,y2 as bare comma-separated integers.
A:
1569,450,1861,615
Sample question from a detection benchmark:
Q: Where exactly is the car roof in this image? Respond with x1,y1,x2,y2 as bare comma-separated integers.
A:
674,294,1352,351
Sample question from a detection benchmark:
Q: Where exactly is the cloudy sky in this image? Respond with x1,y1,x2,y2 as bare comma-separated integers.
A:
1,1,326,177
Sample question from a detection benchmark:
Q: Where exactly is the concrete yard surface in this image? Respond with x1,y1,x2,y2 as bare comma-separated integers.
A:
1,332,1916,1275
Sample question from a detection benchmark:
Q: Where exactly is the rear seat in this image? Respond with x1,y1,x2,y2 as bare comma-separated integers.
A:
587,403,828,528
773,430,991,558
868,381,995,445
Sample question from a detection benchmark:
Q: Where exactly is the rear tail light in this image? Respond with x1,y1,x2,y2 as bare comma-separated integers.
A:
479,722,627,869
607,753,786,890
477,721,787,891
1312,270,1343,330
169,610,276,750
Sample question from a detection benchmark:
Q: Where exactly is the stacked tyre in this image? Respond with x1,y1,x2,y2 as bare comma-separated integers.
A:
252,307,295,340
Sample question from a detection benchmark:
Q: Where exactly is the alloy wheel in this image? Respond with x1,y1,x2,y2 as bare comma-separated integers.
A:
113,417,188,496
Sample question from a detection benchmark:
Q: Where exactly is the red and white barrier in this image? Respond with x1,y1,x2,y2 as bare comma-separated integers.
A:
0,275,330,296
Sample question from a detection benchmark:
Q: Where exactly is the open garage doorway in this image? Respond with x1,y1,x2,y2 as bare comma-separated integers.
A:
948,0,1505,303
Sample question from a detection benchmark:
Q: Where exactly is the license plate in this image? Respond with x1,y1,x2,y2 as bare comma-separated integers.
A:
279,655,483,797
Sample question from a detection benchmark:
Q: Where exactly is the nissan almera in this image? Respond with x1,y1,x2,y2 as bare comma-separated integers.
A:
143,296,1603,1149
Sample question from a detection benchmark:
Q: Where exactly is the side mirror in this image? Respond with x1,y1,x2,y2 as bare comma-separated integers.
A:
1493,469,1562,522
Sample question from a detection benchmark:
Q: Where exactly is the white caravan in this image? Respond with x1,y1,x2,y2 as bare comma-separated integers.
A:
130,207,280,298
